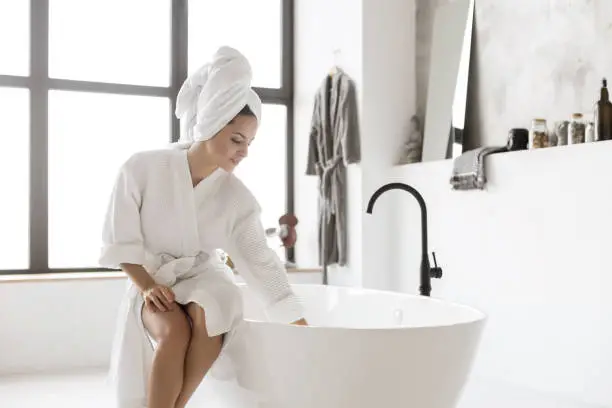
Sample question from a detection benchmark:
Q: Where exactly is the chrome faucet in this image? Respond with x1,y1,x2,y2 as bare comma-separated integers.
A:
366,183,443,297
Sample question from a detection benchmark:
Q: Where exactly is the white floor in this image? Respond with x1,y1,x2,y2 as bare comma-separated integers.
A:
0,370,605,408
0,368,273,408
0,370,114,408
0,369,243,408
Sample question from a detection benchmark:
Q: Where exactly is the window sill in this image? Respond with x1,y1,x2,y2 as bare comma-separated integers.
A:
0,267,322,284
286,267,322,274
0,271,127,283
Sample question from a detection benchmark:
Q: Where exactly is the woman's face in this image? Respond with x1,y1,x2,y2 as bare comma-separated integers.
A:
206,114,258,172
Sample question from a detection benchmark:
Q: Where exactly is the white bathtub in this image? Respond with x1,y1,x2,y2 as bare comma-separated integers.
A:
204,284,486,408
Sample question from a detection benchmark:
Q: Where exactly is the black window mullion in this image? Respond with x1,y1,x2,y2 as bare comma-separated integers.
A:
252,88,288,104
0,75,30,88
170,0,188,143
285,100,295,264
281,0,294,97
29,0,49,274
47,78,169,97
282,0,295,264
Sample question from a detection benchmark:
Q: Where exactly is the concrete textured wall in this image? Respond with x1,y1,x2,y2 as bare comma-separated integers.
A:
417,0,612,149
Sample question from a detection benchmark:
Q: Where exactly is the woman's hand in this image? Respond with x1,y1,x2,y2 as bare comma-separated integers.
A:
142,283,176,312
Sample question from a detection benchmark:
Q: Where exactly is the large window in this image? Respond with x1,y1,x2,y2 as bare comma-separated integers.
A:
188,0,283,88
0,0,294,274
188,0,294,263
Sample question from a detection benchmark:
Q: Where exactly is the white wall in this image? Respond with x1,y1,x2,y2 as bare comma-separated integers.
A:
0,272,321,375
360,0,417,291
294,0,417,289
389,142,612,408
293,0,363,287
407,2,612,405
417,0,612,148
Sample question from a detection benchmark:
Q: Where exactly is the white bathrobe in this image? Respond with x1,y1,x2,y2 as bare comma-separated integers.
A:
99,148,304,408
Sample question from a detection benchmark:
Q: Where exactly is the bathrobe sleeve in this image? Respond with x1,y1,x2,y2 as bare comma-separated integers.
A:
305,94,321,176
99,162,146,268
229,204,305,324
340,78,361,166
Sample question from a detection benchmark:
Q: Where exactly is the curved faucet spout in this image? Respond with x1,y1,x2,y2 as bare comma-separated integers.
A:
366,182,442,296
366,183,428,257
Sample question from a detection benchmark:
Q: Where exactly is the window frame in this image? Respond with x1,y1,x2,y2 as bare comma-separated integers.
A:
0,0,295,275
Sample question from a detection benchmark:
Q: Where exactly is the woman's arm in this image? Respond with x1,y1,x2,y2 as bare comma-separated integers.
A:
120,263,156,292
229,207,306,325
120,263,175,312
99,162,147,268
99,161,175,312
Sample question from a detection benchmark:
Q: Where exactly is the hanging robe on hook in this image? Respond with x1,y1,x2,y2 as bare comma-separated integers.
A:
329,48,342,77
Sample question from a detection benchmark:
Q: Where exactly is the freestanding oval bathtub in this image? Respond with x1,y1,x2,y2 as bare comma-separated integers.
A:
200,284,486,408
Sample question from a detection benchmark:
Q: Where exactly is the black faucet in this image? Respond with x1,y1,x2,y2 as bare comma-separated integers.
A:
366,182,443,297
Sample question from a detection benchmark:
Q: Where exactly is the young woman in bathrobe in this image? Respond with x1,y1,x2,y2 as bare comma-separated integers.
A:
99,46,307,408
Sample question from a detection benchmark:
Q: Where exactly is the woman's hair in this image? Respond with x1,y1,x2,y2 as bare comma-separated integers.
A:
230,104,255,122
171,105,257,150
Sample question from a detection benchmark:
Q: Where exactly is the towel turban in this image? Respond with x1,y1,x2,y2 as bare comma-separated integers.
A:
174,46,262,147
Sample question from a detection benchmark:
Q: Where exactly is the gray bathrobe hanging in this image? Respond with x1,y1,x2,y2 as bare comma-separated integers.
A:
306,69,361,267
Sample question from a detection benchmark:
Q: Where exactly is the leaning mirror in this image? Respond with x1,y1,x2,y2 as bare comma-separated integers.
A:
421,0,475,162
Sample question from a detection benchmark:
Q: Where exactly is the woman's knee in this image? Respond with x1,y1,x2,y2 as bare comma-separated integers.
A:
185,303,210,336
144,307,192,347
185,303,225,343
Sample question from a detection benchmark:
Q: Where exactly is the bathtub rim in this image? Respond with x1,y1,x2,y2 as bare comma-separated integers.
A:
237,283,488,331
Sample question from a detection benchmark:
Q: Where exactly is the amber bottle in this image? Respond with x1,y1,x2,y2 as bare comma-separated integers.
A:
594,78,612,141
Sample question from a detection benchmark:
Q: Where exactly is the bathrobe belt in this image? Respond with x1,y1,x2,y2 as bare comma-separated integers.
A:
318,157,342,221
146,251,215,285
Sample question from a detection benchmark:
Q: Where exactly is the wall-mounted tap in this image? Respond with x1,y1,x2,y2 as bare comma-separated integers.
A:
366,182,443,297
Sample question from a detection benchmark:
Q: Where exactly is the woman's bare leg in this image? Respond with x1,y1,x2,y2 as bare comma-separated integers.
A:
142,304,192,408
174,302,224,408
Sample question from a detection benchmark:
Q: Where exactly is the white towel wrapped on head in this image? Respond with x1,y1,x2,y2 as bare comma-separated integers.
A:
174,46,262,147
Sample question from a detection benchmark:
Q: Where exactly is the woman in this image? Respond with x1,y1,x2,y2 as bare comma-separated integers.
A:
99,46,307,408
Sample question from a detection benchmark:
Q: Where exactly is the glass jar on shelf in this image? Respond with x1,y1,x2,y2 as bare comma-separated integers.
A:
586,121,595,143
554,120,569,146
530,118,549,149
568,113,586,144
